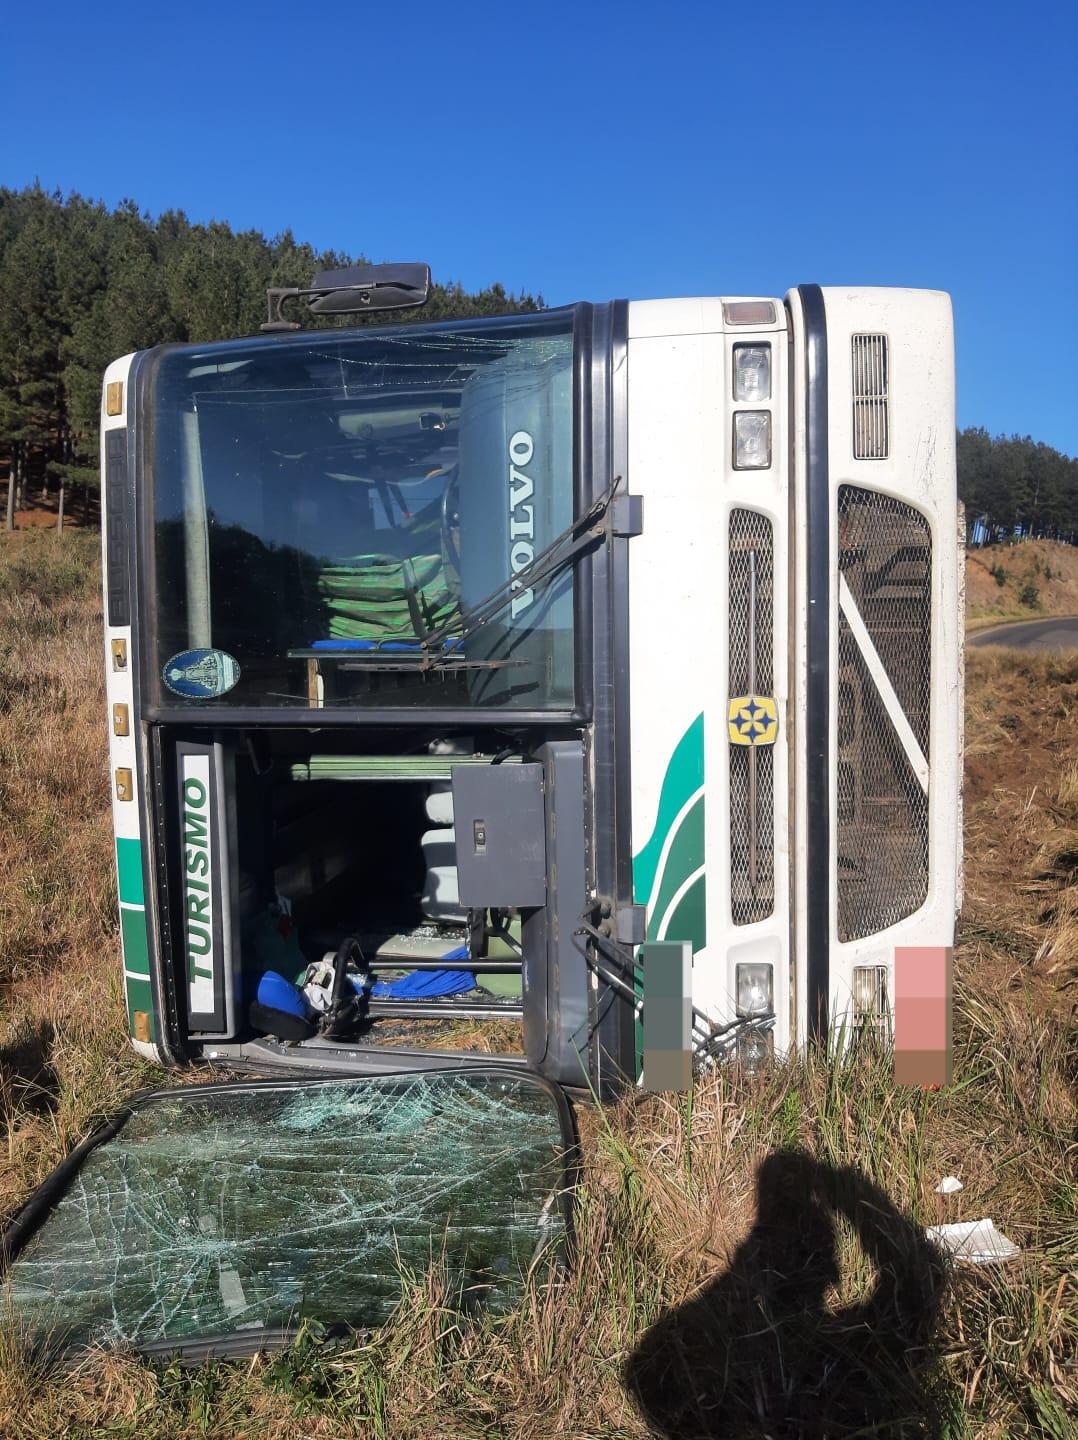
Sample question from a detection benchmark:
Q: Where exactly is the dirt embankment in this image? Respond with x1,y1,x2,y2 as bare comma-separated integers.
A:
966,538,1078,625
962,648,1078,1016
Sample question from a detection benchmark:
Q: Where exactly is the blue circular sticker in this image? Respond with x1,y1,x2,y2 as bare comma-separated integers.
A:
162,648,240,699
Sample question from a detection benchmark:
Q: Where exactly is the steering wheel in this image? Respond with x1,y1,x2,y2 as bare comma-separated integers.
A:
440,466,462,577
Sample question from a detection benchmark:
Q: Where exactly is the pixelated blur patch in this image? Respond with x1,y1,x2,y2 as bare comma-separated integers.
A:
641,941,691,1092
894,946,952,1086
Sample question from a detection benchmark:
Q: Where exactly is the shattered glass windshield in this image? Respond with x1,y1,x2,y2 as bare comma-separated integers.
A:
2,1071,571,1355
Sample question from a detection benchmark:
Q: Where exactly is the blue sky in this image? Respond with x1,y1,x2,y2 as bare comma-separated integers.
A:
4,1,1076,453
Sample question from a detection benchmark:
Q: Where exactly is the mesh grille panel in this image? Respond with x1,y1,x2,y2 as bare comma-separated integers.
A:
852,334,889,460
729,510,775,925
837,487,931,940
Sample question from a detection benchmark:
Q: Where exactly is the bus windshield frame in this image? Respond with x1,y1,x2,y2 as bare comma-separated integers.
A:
135,308,585,719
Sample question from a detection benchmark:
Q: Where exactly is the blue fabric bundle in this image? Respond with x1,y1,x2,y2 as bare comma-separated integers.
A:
310,637,462,652
368,966,475,999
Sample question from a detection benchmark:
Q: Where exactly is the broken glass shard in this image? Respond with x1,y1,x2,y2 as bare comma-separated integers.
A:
2,1070,571,1355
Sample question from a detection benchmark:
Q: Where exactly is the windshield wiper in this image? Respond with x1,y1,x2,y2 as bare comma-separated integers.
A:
420,475,622,663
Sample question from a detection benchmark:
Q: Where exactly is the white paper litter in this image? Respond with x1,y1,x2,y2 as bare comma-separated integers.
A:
925,1218,1020,1264
935,1176,963,1194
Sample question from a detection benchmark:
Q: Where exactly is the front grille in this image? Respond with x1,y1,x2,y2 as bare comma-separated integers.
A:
852,334,889,459
837,487,931,940
729,509,774,925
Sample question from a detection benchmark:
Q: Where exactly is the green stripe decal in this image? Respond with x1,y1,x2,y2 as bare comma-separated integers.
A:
659,874,706,952
120,906,151,977
647,795,705,943
633,713,704,906
116,838,145,906
633,713,706,956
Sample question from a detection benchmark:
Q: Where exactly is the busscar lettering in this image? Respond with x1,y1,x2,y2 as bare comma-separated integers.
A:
181,771,214,982
508,430,535,618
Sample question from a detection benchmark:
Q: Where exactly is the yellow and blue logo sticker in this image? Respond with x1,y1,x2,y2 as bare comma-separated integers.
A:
727,694,778,747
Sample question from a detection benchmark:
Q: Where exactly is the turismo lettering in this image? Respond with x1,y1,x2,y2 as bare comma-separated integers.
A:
182,773,214,985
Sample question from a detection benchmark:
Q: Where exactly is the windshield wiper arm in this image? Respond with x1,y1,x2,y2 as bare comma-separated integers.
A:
421,475,622,660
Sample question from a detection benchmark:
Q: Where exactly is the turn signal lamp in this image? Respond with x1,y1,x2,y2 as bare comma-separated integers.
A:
736,1028,774,1071
723,301,776,326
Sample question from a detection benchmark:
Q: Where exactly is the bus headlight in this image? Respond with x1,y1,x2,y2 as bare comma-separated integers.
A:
853,965,888,1018
853,966,889,1033
734,411,771,469
735,962,773,1018
733,344,771,402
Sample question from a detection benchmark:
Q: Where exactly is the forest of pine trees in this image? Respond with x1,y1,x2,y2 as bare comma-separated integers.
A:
957,428,1077,546
0,186,540,529
0,185,1074,541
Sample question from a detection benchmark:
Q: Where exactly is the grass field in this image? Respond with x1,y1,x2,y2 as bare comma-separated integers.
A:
0,529,1074,1439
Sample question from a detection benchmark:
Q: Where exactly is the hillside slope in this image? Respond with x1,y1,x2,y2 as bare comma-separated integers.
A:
967,538,1078,624
964,648,1078,1017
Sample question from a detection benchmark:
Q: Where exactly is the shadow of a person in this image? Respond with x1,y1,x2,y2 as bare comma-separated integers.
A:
625,1149,949,1439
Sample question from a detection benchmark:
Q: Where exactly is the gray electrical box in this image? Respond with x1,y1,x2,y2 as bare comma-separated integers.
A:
452,763,546,908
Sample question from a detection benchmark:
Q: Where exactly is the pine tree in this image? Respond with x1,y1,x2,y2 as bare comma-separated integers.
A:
0,190,65,523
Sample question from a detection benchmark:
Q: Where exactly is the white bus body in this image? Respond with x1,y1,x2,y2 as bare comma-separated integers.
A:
100,284,960,1094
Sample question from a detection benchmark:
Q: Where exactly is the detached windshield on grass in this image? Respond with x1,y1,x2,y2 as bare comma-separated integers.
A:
3,1073,569,1354
149,314,575,710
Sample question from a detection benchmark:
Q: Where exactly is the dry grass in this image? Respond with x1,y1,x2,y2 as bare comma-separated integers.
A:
963,648,1078,1008
0,534,118,985
0,532,1074,1438
0,533,153,1221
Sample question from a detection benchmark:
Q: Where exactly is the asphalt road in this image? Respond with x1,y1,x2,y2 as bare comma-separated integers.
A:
969,616,1078,651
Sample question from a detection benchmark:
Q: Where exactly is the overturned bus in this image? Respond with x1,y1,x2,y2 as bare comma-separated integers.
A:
0,275,963,1358
98,274,962,1095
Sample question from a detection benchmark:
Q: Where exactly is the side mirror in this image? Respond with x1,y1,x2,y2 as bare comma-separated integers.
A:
262,263,431,331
